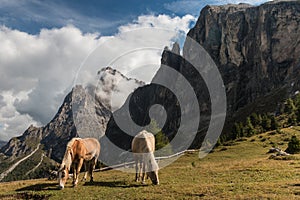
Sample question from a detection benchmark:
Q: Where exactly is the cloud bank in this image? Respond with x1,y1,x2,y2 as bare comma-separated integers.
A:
0,14,195,141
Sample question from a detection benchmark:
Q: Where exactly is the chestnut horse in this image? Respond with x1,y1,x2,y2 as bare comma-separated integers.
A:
132,130,159,185
57,137,100,189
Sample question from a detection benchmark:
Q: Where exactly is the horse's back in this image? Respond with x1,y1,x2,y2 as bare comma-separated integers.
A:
132,130,155,153
82,138,101,159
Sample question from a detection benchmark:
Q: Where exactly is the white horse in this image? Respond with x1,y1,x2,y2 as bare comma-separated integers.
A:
132,130,159,185
57,137,100,189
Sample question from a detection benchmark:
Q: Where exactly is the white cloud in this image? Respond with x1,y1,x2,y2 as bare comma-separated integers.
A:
0,14,196,141
0,91,40,141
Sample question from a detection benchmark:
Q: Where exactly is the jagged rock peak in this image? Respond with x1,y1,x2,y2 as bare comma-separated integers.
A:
98,66,145,85
95,66,145,111
171,42,180,55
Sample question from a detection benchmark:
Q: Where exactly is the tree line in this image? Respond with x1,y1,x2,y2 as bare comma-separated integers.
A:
223,93,300,143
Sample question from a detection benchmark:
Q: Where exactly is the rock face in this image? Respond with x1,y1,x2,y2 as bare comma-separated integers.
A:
0,67,143,181
105,1,300,151
188,1,300,114
187,0,300,135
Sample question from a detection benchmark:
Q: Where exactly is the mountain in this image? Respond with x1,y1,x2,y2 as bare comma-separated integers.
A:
0,140,6,148
105,0,300,156
0,67,143,182
187,0,300,134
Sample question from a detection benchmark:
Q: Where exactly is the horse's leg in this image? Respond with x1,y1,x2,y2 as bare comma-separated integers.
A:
141,159,146,184
72,163,77,185
89,158,96,183
81,161,88,181
135,158,139,182
74,158,84,186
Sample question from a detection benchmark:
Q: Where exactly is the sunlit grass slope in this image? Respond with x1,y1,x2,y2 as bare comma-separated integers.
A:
1,127,300,199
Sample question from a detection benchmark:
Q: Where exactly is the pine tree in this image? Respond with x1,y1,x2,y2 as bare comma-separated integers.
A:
250,113,262,127
146,119,172,154
270,115,279,130
288,112,297,126
285,98,296,114
245,117,256,137
261,114,272,131
232,122,242,139
297,108,300,123
294,93,300,107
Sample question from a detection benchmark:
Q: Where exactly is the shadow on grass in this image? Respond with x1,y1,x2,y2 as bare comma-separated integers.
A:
291,183,300,187
15,183,59,191
0,193,51,200
84,181,148,188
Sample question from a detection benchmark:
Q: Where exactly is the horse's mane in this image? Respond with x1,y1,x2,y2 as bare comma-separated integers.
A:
60,138,82,170
66,137,81,149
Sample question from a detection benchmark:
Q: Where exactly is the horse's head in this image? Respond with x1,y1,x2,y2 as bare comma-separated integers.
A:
146,170,159,185
57,164,69,189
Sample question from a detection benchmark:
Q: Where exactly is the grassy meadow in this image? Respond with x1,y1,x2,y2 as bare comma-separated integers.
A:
1,127,300,199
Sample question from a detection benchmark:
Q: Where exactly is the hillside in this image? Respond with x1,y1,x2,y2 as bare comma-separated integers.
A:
0,126,300,199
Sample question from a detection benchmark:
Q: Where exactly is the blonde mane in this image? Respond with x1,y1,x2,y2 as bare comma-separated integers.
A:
61,138,82,170
66,137,81,149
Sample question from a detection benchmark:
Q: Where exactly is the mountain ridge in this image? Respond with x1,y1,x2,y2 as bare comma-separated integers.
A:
0,67,143,181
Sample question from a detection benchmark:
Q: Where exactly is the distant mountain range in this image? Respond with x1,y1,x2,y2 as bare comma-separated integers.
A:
0,0,300,181
0,67,143,182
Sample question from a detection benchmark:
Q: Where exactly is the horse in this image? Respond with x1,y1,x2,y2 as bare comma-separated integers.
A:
57,137,100,189
131,130,159,185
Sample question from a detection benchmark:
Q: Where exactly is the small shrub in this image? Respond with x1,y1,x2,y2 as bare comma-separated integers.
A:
191,161,196,167
268,131,277,135
220,147,228,151
260,138,267,142
286,136,300,154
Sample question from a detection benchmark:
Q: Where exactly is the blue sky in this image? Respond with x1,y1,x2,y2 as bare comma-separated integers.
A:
0,0,185,35
0,0,269,35
0,0,271,141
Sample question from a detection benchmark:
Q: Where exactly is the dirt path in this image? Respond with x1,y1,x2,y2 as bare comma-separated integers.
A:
25,153,44,176
0,144,40,181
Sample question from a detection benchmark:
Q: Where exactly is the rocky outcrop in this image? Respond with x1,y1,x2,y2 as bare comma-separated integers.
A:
105,1,300,150
189,1,300,110
187,0,300,134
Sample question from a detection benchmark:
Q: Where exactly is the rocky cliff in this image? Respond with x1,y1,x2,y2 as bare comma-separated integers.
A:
187,0,300,133
188,1,300,112
105,0,300,152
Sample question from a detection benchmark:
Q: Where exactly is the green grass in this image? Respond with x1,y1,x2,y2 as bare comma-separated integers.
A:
1,127,300,199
